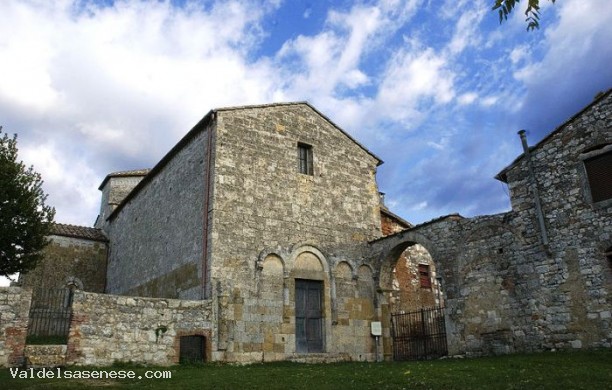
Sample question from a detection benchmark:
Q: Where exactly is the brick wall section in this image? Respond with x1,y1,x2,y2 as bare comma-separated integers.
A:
0,287,31,367
370,91,612,357
381,210,408,236
66,291,213,366
105,127,209,299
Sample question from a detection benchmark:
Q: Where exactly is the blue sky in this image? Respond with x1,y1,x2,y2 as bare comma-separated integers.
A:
0,0,611,228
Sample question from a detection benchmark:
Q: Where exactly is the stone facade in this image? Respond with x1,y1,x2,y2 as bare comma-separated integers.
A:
208,103,382,362
99,103,387,363
0,287,31,367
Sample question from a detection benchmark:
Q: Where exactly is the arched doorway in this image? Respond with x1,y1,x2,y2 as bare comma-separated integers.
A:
377,236,448,361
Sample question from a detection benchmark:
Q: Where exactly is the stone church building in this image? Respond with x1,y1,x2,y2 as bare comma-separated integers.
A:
6,90,610,366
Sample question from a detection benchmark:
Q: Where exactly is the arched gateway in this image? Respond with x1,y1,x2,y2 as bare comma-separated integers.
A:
369,229,451,360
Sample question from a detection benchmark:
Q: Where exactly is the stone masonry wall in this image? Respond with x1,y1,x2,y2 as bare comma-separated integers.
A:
370,92,611,358
209,104,382,362
96,174,148,231
501,91,612,351
0,287,31,367
19,235,107,295
106,127,209,299
66,291,213,366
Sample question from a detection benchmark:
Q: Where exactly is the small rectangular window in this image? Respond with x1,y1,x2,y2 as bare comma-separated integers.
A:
298,143,313,175
418,264,431,289
584,150,612,203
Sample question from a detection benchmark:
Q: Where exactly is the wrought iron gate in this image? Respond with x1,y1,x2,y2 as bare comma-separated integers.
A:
391,306,447,361
27,288,74,343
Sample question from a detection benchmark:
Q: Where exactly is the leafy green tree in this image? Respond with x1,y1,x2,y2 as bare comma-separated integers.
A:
493,0,557,30
0,126,55,281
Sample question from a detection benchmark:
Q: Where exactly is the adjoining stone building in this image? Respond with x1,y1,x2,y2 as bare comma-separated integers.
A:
18,224,108,298
371,89,612,356
8,91,611,366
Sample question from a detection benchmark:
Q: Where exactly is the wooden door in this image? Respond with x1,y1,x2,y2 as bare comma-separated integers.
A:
295,279,323,353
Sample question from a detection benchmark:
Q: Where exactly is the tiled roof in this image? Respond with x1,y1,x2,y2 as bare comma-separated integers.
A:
50,223,108,242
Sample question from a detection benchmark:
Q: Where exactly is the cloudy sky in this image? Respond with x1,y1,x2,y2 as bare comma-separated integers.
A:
1,0,611,228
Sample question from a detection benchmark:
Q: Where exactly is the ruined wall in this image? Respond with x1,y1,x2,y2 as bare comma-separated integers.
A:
0,287,31,367
370,92,612,358
66,291,213,366
19,234,107,294
500,91,612,351
105,127,209,299
209,104,382,362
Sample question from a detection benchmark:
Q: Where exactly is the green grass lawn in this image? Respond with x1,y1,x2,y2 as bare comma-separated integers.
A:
1,350,611,389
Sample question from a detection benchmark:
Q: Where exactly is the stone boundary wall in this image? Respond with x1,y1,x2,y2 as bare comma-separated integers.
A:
66,291,213,366
0,287,31,367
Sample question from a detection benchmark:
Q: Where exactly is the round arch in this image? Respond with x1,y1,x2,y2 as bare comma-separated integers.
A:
287,244,330,276
376,230,441,292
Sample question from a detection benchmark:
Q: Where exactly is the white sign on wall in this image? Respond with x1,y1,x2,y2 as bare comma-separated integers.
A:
370,321,382,336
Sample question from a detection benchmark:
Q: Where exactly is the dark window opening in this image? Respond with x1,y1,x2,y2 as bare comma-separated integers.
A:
298,143,313,175
180,335,206,364
418,264,431,289
584,150,612,203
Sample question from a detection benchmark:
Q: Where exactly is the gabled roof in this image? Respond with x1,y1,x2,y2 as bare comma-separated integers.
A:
213,102,383,165
107,101,383,221
495,89,612,183
381,207,412,229
51,223,108,242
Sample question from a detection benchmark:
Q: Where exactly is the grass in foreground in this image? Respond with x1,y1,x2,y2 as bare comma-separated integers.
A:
1,349,611,389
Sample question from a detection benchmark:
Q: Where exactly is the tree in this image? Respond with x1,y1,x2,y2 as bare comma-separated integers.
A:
0,126,55,281
493,0,557,30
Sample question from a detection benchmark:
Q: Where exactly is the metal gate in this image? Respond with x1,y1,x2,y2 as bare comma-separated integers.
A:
27,288,73,343
391,306,447,361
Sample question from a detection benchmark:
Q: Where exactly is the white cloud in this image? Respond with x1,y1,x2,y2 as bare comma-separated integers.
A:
458,92,478,105
0,0,609,229
0,0,282,225
446,1,486,55
375,45,456,125
509,45,530,65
